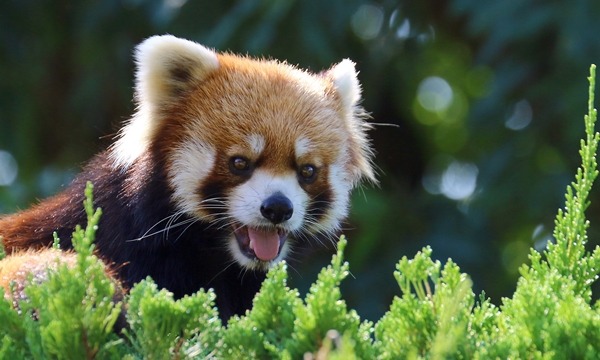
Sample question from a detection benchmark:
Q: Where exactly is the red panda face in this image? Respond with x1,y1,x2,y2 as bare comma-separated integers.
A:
111,36,375,270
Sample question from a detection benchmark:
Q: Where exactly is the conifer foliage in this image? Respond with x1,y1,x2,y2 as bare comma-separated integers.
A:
0,65,598,358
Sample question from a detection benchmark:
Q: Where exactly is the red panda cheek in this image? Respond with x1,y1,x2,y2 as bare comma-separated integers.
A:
301,167,334,222
305,188,334,223
195,158,249,219
168,139,216,216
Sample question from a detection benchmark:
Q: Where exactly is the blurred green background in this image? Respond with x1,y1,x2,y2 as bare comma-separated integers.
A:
1,0,599,321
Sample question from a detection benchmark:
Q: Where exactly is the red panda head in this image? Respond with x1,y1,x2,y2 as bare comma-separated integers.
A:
111,35,375,270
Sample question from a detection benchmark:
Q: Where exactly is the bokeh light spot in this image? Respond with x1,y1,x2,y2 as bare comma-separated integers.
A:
0,150,18,186
351,4,384,40
440,161,478,200
505,99,533,131
417,76,454,113
164,0,187,9
532,224,554,252
396,19,411,40
423,157,478,201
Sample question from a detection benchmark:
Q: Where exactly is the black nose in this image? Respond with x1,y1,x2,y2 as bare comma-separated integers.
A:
260,192,293,224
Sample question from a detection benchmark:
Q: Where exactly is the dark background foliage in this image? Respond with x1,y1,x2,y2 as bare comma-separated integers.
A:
1,0,599,320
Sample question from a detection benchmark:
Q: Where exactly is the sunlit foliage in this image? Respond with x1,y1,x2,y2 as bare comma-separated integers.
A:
1,66,598,358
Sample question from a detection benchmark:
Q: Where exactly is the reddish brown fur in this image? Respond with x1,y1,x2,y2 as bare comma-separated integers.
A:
159,53,352,176
1,192,78,253
0,250,76,293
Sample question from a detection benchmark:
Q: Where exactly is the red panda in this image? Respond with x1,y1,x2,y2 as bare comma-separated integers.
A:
0,250,128,329
0,250,78,310
0,35,375,320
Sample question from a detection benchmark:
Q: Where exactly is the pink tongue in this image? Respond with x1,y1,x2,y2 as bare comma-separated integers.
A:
248,228,280,261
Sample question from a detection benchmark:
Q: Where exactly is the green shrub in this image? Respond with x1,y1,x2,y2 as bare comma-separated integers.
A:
0,65,598,359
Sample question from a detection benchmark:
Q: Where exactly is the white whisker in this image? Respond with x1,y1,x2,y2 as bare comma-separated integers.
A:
126,213,196,242
173,218,200,243
206,259,238,287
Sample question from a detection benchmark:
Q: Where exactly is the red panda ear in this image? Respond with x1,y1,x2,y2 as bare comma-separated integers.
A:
329,59,362,112
111,36,219,168
328,60,377,186
135,35,219,107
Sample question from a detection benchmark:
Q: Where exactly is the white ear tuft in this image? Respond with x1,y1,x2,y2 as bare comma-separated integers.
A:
329,59,377,185
329,59,362,110
111,35,219,168
135,35,219,107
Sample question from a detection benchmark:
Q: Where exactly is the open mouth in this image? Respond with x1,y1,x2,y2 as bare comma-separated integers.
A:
233,225,288,262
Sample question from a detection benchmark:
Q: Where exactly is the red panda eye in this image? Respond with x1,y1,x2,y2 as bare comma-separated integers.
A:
230,156,252,175
298,164,317,184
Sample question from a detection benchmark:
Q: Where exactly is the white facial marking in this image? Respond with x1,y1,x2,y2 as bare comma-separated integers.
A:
169,139,216,215
294,137,313,158
323,163,351,230
309,152,353,234
246,134,266,155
